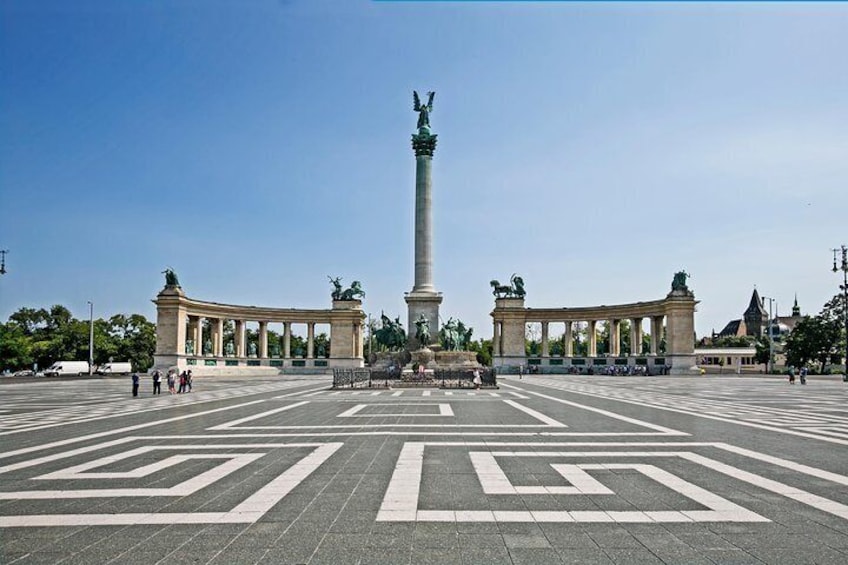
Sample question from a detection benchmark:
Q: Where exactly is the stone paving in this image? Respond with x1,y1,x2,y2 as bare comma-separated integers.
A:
1,373,847,564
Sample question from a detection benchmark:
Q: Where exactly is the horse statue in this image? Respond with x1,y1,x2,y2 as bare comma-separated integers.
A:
510,274,526,298
162,267,180,287
671,271,691,292
340,280,365,301
414,314,431,348
490,279,513,298
374,314,407,351
328,276,343,300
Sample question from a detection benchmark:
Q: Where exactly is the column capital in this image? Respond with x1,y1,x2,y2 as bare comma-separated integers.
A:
412,131,437,156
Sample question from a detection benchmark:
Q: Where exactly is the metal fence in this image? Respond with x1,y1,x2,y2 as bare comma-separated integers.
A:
332,367,497,389
331,368,372,388
433,368,497,388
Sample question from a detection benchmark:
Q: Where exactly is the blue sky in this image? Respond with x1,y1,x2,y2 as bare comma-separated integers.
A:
1,0,846,340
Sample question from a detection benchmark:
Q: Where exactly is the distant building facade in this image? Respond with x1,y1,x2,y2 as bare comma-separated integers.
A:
713,289,803,341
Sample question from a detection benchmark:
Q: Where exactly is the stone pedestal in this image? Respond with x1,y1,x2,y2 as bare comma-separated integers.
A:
153,285,186,370
405,292,442,350
492,297,526,367
665,289,700,375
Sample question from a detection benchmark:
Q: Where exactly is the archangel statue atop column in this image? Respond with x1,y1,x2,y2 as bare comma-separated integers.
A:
413,91,435,131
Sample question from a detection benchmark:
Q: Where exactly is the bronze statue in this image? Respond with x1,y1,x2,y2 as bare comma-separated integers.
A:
162,268,180,287
510,274,526,298
374,313,407,351
414,314,431,348
339,280,365,301
328,276,343,300
185,339,195,355
671,271,691,292
490,274,526,298
225,341,234,356
413,91,435,130
203,339,212,355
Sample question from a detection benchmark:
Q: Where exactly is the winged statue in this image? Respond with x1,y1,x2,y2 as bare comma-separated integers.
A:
413,90,435,130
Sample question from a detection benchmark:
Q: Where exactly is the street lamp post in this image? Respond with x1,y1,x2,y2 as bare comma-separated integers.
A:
762,296,775,374
87,301,94,376
833,245,848,382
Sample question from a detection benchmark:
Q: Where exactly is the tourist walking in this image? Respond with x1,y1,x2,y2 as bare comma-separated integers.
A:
167,370,176,394
131,373,139,397
473,368,482,390
152,370,161,395
186,370,193,392
788,366,796,384
800,366,808,385
178,371,187,394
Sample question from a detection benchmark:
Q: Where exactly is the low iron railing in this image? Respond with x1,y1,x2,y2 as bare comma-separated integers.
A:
332,367,497,389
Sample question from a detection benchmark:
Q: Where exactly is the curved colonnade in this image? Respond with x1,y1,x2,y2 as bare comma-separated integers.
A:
153,285,365,375
491,289,698,375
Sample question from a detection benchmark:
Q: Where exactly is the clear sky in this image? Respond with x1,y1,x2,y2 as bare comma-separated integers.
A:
1,0,846,340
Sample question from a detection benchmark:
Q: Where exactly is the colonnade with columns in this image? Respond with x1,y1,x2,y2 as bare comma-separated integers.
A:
153,285,365,374
491,289,698,375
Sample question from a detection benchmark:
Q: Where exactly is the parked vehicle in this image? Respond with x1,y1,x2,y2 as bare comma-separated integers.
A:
43,361,90,376
96,362,132,375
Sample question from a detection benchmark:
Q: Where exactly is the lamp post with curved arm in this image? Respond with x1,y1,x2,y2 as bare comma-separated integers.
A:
833,245,848,382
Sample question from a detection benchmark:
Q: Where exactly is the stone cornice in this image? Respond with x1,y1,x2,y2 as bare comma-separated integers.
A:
153,293,364,323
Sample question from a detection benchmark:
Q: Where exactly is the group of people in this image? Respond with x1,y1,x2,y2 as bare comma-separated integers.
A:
143,369,193,396
787,366,808,385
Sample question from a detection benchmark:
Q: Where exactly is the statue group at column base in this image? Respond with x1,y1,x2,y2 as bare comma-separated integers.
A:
370,347,482,373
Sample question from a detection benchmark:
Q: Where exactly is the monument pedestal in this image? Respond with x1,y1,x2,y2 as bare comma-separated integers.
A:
405,292,442,350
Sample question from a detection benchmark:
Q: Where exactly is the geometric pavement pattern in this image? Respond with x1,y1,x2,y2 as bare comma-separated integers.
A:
1,373,847,564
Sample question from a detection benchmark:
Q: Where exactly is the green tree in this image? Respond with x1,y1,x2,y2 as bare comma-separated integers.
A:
468,338,492,366
0,323,33,371
109,314,156,371
784,316,840,372
754,336,771,369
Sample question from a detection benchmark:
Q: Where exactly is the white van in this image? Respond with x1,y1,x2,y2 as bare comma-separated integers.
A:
96,362,132,375
43,361,91,376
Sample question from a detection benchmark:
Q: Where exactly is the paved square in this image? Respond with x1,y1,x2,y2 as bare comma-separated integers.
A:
1,374,847,564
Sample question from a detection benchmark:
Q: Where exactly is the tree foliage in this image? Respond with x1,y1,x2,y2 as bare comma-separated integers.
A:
1,306,156,373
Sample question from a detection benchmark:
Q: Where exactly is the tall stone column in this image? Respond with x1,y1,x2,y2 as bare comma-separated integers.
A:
283,322,291,359
650,316,662,355
213,318,224,357
588,321,597,357
564,322,573,357
259,321,268,359
610,319,620,357
492,320,501,356
235,320,245,357
541,322,549,358
631,318,642,356
307,322,315,359
405,107,442,349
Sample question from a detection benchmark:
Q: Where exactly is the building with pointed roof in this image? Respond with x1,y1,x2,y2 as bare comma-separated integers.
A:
714,289,804,341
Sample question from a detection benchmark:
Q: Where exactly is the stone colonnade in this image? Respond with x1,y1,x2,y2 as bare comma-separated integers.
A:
153,286,365,374
491,289,698,375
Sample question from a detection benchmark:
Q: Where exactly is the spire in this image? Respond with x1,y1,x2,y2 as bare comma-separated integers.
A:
746,288,767,316
792,294,800,317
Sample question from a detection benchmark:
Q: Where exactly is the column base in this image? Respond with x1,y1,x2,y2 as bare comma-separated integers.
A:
405,292,442,350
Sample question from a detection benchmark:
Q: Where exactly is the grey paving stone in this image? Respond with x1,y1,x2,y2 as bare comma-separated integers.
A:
508,546,564,564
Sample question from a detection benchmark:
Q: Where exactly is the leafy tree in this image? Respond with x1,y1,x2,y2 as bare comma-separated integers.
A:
467,338,492,366
712,335,756,348
784,316,840,372
0,323,33,371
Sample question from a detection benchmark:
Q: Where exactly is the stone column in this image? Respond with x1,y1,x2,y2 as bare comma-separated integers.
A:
610,319,620,357
185,316,197,355
283,322,291,359
234,320,245,357
631,318,642,356
650,316,662,355
406,123,442,348
492,320,501,356
588,321,597,357
214,318,224,357
259,321,268,359
564,322,573,357
541,322,549,358
193,317,202,356
307,322,315,359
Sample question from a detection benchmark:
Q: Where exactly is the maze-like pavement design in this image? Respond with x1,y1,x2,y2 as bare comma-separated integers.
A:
1,374,847,564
